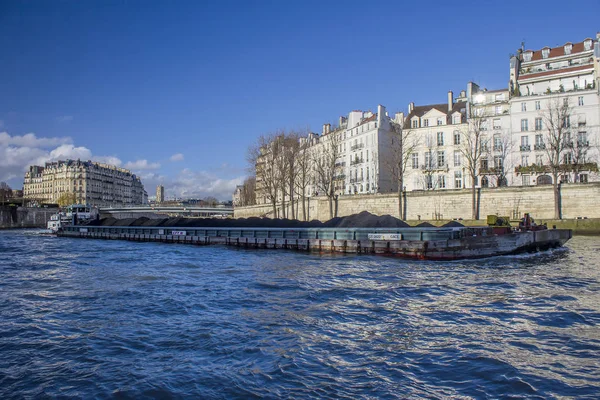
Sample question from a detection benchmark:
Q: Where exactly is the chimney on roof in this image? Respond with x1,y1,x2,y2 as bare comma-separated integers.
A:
326,124,331,134
448,91,453,112
322,124,327,135
408,102,414,114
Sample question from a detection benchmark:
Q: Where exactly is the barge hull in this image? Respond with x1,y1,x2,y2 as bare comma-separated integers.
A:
57,226,572,260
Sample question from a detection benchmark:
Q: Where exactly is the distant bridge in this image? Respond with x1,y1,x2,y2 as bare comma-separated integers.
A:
99,206,234,218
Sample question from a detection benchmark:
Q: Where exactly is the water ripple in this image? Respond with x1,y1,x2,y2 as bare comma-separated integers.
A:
1,230,599,398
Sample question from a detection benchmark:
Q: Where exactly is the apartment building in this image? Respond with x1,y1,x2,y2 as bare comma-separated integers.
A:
509,33,600,186
329,104,395,196
397,90,469,191
23,159,147,206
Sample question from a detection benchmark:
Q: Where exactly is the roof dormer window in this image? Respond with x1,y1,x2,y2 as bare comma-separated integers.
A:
564,43,572,55
584,39,592,51
523,51,532,62
541,47,550,59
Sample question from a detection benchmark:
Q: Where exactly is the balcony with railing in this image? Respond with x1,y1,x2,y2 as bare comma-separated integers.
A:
334,161,346,168
420,162,449,172
493,145,503,152
534,143,546,151
350,143,365,151
350,157,364,166
520,144,531,152
350,177,364,184
333,174,346,181
577,140,589,147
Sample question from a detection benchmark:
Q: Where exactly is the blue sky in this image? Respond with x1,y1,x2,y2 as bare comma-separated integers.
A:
1,0,599,199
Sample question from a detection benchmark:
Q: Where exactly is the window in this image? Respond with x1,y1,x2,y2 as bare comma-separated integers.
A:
542,48,550,58
536,154,544,165
437,132,444,146
521,135,529,150
412,153,419,169
493,135,502,151
454,151,461,167
495,105,502,115
521,155,529,166
437,118,443,126
454,171,462,188
562,116,570,128
580,174,588,183
577,131,588,147
494,156,503,170
481,158,489,171
412,120,418,128
521,102,527,112
521,119,529,131
453,115,461,124
425,175,433,190
535,134,544,150
493,118,501,129
437,151,445,167
564,152,572,164
424,152,432,168
438,175,446,189
423,119,429,127
523,52,532,62
454,131,461,145
578,96,584,106
535,101,541,110
495,94,504,101
522,175,531,186
584,39,592,51
535,117,543,131
564,44,572,55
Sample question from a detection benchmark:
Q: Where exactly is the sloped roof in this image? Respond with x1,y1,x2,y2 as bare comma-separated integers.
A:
521,39,595,62
402,102,466,129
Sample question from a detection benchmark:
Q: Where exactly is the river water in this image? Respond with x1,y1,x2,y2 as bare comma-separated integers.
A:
0,230,599,399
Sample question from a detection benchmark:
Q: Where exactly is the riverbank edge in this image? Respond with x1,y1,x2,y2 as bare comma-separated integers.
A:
406,218,600,236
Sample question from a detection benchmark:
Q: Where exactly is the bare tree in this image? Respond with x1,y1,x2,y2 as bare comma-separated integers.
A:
461,104,487,219
541,97,572,219
569,126,599,183
386,122,420,220
247,134,283,218
239,176,256,206
313,129,342,219
294,132,315,221
419,134,446,191
486,130,514,187
281,132,300,220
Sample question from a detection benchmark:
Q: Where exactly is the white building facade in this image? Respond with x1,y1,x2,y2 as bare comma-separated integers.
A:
23,159,147,207
509,34,600,186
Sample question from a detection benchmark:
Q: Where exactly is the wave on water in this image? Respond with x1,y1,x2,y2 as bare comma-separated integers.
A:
0,231,599,398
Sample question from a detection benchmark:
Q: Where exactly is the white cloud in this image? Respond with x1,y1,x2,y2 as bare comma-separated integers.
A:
0,131,123,185
124,159,161,171
170,153,184,162
0,132,72,148
56,115,74,123
94,155,123,166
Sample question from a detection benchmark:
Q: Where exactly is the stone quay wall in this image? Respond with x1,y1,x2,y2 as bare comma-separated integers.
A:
0,206,59,229
234,183,600,222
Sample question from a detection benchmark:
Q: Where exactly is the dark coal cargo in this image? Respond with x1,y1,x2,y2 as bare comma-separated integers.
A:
88,211,461,229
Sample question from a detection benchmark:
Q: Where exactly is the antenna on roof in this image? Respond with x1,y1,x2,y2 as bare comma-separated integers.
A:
521,40,525,51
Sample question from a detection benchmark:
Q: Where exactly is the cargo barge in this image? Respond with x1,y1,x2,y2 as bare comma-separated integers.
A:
57,222,572,260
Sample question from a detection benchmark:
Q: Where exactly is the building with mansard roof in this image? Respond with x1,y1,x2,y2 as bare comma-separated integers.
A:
509,33,600,186
23,159,147,207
